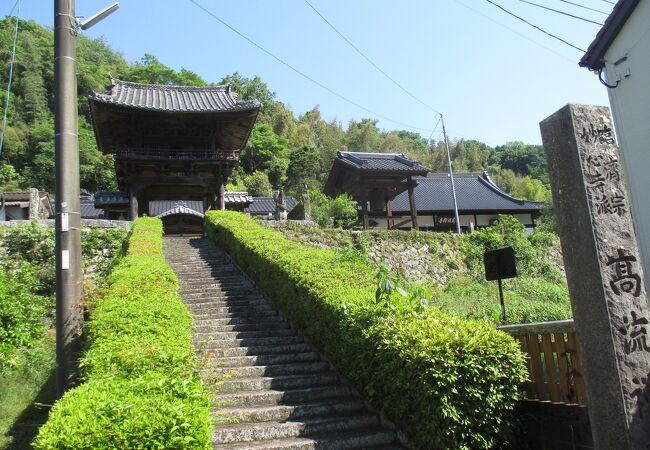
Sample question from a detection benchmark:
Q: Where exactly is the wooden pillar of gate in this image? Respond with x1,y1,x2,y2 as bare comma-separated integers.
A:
407,176,418,230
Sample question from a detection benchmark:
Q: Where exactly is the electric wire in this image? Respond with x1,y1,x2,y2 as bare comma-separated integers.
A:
557,0,610,16
484,0,587,52
6,0,19,18
303,0,440,115
453,0,576,64
188,0,432,133
516,0,603,25
0,0,20,157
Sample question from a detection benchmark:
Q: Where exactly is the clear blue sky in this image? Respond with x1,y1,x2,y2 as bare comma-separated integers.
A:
10,0,612,146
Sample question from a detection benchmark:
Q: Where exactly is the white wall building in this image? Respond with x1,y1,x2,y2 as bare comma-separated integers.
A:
580,0,650,293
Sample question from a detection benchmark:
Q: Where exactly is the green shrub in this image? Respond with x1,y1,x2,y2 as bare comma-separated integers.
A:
0,266,47,367
206,211,527,449
34,218,211,449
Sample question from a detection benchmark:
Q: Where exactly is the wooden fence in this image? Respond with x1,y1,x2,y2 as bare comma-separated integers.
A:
499,319,587,405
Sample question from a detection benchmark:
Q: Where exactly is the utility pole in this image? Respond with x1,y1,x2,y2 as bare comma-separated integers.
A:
440,114,461,234
54,0,83,397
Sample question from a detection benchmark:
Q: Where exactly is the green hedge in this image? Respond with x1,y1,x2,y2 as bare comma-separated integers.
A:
34,218,211,449
206,211,527,449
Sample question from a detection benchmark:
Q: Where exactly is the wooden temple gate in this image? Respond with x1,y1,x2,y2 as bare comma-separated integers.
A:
89,79,260,223
324,151,429,230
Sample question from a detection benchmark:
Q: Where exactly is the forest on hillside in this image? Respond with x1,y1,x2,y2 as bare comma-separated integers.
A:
0,18,551,203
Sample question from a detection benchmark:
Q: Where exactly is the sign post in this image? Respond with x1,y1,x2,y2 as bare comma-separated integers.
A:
484,246,517,322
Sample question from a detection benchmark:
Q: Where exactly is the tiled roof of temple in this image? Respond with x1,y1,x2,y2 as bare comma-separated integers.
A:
335,151,429,174
89,79,260,113
392,172,544,213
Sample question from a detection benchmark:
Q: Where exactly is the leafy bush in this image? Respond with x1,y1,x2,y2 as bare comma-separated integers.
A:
206,211,526,449
308,189,358,228
34,218,211,449
0,267,47,367
274,219,570,324
0,222,129,298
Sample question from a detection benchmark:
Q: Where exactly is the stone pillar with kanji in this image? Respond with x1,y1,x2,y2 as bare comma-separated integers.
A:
540,104,650,449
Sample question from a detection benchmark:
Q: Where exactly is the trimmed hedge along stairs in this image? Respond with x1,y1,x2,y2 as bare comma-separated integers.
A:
34,218,212,449
206,211,528,449
165,236,403,448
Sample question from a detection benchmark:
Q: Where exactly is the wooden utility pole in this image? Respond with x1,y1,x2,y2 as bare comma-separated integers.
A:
54,0,83,397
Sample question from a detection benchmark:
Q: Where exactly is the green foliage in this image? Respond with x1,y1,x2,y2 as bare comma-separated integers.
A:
34,218,211,449
0,336,56,449
122,54,206,87
491,141,547,180
308,189,358,228
274,221,570,324
206,211,527,449
285,145,320,193
0,19,552,202
243,171,274,197
0,267,47,368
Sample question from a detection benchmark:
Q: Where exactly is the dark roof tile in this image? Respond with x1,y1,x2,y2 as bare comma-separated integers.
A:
245,197,297,215
149,200,204,217
337,151,429,174
391,172,544,213
89,79,261,113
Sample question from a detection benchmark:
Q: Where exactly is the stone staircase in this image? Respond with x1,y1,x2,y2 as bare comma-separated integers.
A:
163,236,403,450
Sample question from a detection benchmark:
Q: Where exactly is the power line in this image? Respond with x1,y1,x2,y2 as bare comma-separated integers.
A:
6,0,19,17
557,0,610,16
484,0,587,52
187,0,433,133
303,0,440,115
0,0,20,157
453,0,576,64
516,0,603,25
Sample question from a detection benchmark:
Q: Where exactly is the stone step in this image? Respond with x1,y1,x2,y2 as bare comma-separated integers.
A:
181,284,256,291
195,335,305,349
185,299,267,310
207,361,330,379
212,351,319,368
183,295,264,305
194,330,297,343
182,288,257,298
194,321,292,334
191,309,279,319
215,385,357,407
163,237,404,450
203,343,311,358
212,413,379,444
187,304,274,315
194,316,287,326
219,372,339,393
180,276,250,284
212,430,400,450
179,274,245,282
216,397,366,423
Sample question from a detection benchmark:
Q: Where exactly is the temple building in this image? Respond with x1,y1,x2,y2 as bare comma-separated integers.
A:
324,151,544,231
89,78,260,227
324,151,429,230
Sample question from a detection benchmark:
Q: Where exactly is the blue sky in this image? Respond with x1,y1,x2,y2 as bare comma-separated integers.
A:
10,0,612,146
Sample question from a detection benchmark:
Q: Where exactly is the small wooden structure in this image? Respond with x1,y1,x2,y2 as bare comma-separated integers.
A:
89,79,260,220
324,151,429,230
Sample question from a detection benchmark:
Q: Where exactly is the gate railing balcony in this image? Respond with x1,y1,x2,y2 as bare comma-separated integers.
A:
113,147,238,161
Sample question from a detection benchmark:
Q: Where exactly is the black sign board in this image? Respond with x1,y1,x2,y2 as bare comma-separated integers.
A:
484,247,517,281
